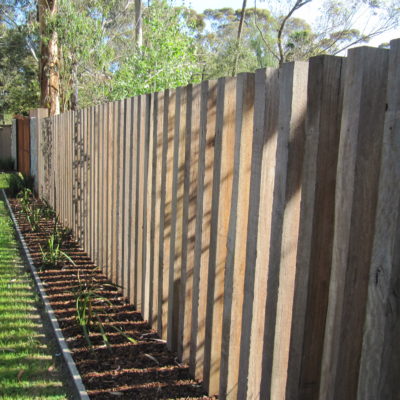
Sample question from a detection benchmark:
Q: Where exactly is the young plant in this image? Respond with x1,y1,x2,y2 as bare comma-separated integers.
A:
41,199,56,219
26,206,41,232
17,188,33,215
52,216,72,247
40,234,75,268
74,272,137,350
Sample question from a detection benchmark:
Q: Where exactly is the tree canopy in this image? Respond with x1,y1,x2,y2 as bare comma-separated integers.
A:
0,0,398,118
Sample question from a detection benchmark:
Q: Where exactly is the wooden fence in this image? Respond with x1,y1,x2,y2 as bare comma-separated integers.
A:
37,40,400,400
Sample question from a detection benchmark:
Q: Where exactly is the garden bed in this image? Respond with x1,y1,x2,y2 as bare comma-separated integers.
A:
7,193,213,400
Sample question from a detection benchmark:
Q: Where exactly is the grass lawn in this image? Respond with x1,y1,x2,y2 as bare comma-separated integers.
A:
0,178,68,399
0,173,11,189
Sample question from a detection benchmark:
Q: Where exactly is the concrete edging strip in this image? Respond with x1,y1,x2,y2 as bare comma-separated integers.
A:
1,189,90,400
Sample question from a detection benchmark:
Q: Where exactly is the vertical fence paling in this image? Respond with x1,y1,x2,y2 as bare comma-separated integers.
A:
36,41,400,400
320,46,390,400
358,39,400,399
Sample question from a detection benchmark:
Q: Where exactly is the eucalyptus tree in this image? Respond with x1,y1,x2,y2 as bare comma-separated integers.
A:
0,1,39,120
110,0,201,99
261,0,400,64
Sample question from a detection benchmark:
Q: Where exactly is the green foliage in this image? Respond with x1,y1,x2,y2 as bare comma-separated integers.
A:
16,188,42,232
110,0,200,99
48,0,114,109
40,234,75,268
195,7,278,79
41,199,56,220
6,172,33,197
3,0,399,114
51,216,72,247
17,187,33,215
26,205,41,232
0,23,40,119
74,272,137,350
17,187,33,206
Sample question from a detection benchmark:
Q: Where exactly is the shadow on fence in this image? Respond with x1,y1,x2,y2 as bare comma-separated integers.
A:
37,40,400,400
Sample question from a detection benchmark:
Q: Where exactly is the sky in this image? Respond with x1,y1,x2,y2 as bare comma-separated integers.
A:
183,0,400,50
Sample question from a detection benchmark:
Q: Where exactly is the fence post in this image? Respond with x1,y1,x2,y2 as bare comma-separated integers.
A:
269,60,309,400
237,67,279,400
11,119,17,170
29,108,47,194
357,39,400,400
285,55,345,400
320,46,389,400
219,72,255,399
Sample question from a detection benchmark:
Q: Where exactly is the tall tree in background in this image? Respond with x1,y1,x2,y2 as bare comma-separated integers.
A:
1,0,399,117
110,0,200,99
261,0,400,64
0,0,39,121
38,0,59,115
232,0,248,76
50,0,114,110
0,23,39,121
135,0,142,46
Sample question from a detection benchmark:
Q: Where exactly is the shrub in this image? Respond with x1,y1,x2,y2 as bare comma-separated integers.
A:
6,173,34,197
6,173,25,197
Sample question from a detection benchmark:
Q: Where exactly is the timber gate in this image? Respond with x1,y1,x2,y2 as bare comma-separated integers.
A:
16,116,30,175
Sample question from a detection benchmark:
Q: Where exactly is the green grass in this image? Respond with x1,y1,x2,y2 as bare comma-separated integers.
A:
0,173,11,189
0,191,68,399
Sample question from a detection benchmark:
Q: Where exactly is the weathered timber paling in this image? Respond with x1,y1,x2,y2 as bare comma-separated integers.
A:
36,41,400,400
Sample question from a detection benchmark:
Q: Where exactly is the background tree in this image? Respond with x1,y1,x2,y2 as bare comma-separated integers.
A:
110,0,200,99
38,0,59,115
261,0,400,64
48,0,115,110
194,7,277,79
0,0,399,118
0,1,39,122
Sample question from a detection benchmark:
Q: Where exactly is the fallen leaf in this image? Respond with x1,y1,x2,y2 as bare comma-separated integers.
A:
144,353,159,365
48,364,55,372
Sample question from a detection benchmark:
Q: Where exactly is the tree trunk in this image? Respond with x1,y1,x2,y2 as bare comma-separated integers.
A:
38,0,60,115
135,0,143,47
70,60,79,111
232,0,247,76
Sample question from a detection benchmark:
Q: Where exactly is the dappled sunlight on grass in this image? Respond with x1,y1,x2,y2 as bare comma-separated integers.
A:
0,173,11,189
0,196,67,399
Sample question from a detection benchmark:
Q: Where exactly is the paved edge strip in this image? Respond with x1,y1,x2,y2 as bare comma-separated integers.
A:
1,189,90,400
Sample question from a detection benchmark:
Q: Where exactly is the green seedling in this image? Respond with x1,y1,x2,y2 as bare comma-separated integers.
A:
74,272,137,351
52,216,72,247
41,199,56,219
40,234,75,268
17,187,33,207
17,188,33,216
26,206,41,232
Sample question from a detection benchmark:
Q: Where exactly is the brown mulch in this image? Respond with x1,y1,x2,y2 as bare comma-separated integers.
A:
9,198,215,400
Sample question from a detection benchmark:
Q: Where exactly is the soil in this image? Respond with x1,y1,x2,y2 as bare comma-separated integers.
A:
9,198,215,400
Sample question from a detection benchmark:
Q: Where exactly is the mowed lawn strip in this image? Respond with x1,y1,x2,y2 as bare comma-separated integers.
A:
0,176,68,399
0,173,11,189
